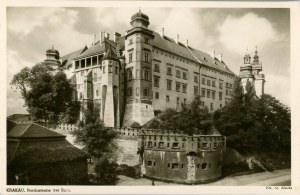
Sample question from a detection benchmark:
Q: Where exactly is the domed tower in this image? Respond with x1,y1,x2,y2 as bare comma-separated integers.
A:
240,49,255,93
122,10,155,127
44,46,61,69
252,47,265,97
100,48,121,127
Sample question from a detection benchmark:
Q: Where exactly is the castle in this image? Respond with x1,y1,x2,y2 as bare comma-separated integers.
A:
41,10,265,128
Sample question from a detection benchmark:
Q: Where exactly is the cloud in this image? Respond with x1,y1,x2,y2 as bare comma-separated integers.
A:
218,13,277,54
265,74,290,106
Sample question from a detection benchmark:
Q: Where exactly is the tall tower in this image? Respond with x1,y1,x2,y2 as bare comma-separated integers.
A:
44,46,61,69
240,49,255,93
100,48,121,127
122,10,155,127
252,47,265,97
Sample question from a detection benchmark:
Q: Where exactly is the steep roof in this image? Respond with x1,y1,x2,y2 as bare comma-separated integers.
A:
61,48,83,69
152,32,235,75
7,120,87,166
7,121,65,139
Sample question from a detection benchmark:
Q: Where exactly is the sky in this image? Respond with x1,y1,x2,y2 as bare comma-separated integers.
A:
6,7,290,115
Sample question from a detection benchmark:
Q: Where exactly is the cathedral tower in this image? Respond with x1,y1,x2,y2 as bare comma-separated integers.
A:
122,10,155,126
44,46,61,69
240,49,255,93
252,47,265,97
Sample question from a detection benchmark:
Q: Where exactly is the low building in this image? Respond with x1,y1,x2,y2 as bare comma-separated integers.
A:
137,129,226,184
7,120,88,185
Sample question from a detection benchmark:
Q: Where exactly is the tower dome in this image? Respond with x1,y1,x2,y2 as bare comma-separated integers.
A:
130,9,150,28
44,45,61,68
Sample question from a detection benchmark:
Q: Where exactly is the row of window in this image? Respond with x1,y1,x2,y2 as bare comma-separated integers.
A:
147,161,221,170
201,88,223,100
127,68,150,80
128,49,150,63
145,141,222,149
127,87,149,97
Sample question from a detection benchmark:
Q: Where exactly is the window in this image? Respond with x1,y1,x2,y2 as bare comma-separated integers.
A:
81,59,85,68
207,89,210,98
210,103,214,111
184,98,187,104
219,92,223,100
176,82,181,92
202,143,208,148
182,143,185,148
166,95,170,102
194,86,199,95
108,65,113,73
201,88,206,97
92,56,97,65
75,60,79,69
202,77,205,84
143,88,149,96
181,164,184,169
127,87,132,96
145,38,149,44
177,97,180,105
201,163,207,169
194,75,198,83
159,142,164,148
168,163,170,168
176,70,181,78
115,66,118,74
212,91,216,99
182,84,187,93
155,92,159,99
87,58,91,66
226,89,228,96
219,80,223,89
129,52,133,63
183,72,187,80
212,80,216,87
147,161,153,166
148,141,153,147
167,67,172,75
220,104,222,108
154,76,160,87
207,79,211,86
127,69,133,80
167,143,170,148
143,69,149,80
167,80,172,90
129,39,133,45
154,64,160,72
172,163,179,170
144,50,150,62
226,82,229,88
136,87,139,96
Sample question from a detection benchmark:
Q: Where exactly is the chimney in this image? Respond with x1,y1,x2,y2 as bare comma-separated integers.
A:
93,34,96,45
175,34,179,44
216,54,222,62
209,50,215,58
100,32,105,44
159,28,164,37
105,33,110,40
185,39,189,47
114,32,121,42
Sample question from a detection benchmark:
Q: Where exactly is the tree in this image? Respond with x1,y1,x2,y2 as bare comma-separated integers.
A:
94,158,118,185
10,64,79,124
71,109,117,159
213,78,291,154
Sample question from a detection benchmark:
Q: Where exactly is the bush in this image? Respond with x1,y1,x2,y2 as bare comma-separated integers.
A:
130,121,141,129
94,158,118,185
117,164,137,178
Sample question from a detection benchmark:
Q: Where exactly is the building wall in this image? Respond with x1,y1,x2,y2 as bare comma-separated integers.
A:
138,129,226,184
151,47,235,113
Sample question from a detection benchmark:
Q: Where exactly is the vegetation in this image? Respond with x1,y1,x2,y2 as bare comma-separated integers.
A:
10,64,80,124
214,78,291,169
93,158,118,185
145,96,212,135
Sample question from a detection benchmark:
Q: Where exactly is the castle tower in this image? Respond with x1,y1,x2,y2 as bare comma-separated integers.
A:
252,47,265,97
240,49,255,93
44,46,61,69
100,48,121,127
122,10,155,127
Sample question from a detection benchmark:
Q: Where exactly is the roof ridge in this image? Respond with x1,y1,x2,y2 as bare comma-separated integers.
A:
20,123,32,137
33,122,64,136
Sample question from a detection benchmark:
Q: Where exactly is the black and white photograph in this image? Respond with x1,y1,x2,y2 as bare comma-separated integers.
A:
1,1,299,194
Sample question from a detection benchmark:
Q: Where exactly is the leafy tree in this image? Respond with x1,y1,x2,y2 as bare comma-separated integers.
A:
130,121,142,129
145,96,212,135
94,158,118,185
10,64,79,124
71,110,117,159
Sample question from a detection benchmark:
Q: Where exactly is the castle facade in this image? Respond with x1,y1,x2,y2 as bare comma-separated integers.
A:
42,10,265,128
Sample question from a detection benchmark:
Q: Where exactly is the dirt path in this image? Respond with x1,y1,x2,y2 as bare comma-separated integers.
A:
117,169,291,186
